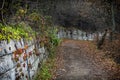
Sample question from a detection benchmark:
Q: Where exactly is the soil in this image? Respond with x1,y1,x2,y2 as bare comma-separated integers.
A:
54,39,119,80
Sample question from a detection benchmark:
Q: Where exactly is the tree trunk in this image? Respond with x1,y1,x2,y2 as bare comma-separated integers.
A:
97,29,107,49
111,1,116,31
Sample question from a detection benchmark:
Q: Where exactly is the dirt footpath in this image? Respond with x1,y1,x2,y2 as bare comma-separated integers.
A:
55,39,119,80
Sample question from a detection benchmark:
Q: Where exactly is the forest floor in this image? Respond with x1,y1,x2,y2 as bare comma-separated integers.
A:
53,39,120,80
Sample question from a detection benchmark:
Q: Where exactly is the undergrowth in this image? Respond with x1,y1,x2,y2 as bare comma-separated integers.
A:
34,58,54,80
103,39,120,64
34,28,61,80
101,34,120,79
0,22,35,42
34,52,57,80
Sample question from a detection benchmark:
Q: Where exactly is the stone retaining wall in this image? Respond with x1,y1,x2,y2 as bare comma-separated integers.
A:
57,28,103,41
0,39,47,80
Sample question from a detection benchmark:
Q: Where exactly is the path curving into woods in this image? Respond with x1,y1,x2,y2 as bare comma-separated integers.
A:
54,39,119,80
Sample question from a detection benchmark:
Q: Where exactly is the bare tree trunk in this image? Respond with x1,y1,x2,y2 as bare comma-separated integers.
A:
95,32,99,43
97,29,107,49
108,28,113,42
111,1,116,31
110,1,115,41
